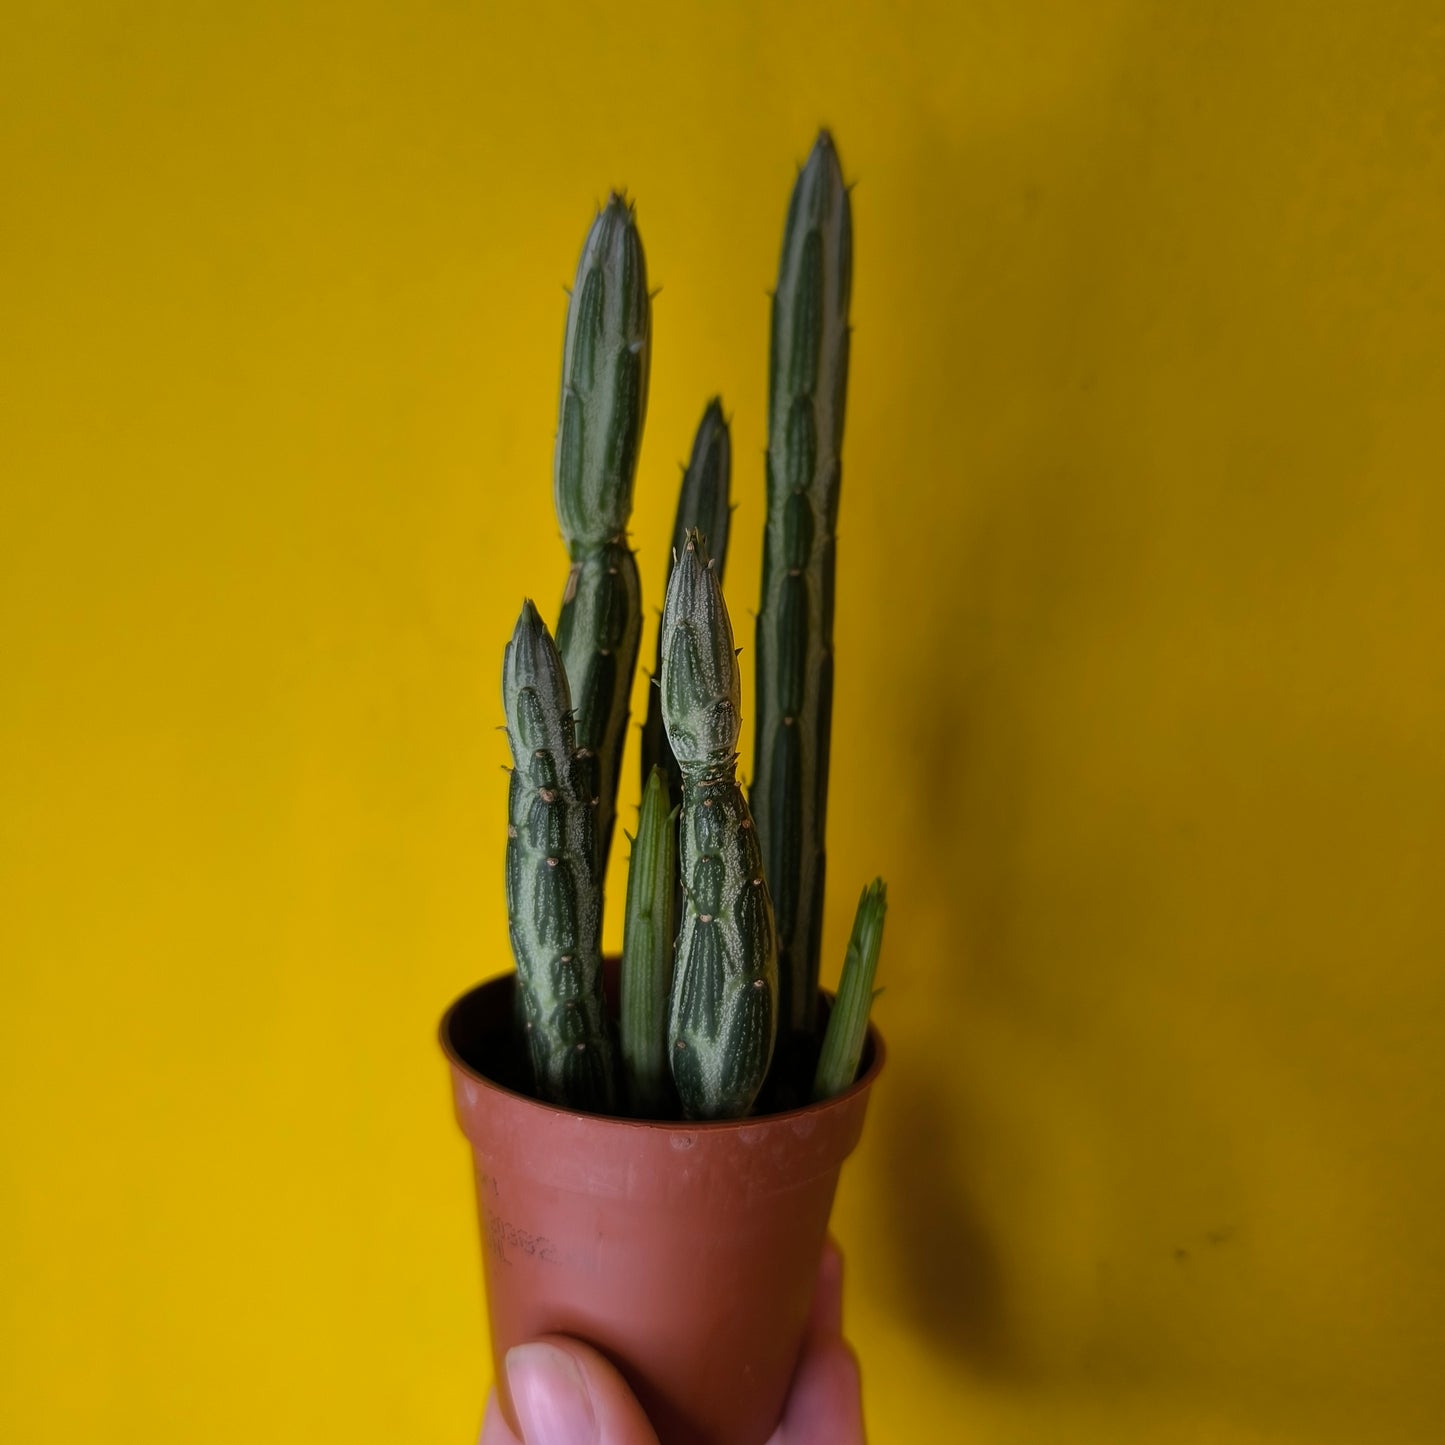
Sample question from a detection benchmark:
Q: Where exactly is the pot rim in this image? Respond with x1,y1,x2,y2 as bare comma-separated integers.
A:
439,970,886,1134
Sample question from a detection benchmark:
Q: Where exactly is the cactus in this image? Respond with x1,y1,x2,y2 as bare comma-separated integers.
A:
641,397,733,800
619,766,678,1116
502,600,616,1113
660,533,778,1119
813,879,886,1100
753,131,853,1038
489,135,885,1126
554,194,650,885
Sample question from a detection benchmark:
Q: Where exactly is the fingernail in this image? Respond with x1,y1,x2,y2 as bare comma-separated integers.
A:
506,1343,597,1445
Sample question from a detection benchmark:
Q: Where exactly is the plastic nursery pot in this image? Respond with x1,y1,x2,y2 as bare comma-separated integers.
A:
439,967,885,1445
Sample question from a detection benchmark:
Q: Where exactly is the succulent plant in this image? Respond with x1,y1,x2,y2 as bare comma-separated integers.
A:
619,765,678,1116
498,135,881,1124
814,879,886,1100
660,533,778,1119
640,397,733,801
753,132,853,1039
554,194,650,886
502,601,616,1112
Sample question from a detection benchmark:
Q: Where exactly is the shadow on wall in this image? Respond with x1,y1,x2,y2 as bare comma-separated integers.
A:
875,1063,1014,1374
865,646,1041,1381
847,105,1153,1376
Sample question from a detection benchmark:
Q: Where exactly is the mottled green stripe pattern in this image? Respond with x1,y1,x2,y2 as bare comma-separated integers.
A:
554,195,651,882
753,132,853,1035
641,397,733,798
554,539,641,870
502,601,616,1113
661,534,777,1119
554,195,651,550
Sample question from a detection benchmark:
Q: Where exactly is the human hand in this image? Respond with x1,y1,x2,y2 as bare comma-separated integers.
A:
478,1238,863,1445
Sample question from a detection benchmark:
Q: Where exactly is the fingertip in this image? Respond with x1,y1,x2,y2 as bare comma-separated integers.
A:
808,1237,846,1339
505,1336,660,1445
781,1335,865,1445
479,1389,521,1444
507,1342,595,1443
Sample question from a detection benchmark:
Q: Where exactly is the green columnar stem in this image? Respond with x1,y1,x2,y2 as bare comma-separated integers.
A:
661,534,778,1119
753,131,853,1037
502,601,616,1112
641,397,733,797
813,879,886,1100
554,194,650,885
619,766,679,1116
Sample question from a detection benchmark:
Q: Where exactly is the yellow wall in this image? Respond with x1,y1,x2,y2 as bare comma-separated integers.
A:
3,3,1442,1441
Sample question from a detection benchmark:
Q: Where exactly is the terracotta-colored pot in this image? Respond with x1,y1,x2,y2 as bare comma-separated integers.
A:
439,968,884,1445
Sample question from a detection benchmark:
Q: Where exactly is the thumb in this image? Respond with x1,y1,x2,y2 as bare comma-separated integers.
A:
502,1337,660,1445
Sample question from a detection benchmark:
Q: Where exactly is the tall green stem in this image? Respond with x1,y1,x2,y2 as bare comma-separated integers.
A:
752,132,853,1037
554,194,650,886
619,766,679,1116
